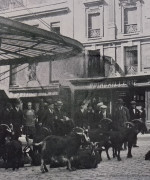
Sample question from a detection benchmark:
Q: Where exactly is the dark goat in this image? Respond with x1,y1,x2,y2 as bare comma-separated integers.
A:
88,118,112,160
5,140,23,170
34,127,90,172
110,119,145,161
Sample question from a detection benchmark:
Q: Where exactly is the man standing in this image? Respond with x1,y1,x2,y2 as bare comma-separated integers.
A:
1,103,13,127
94,102,104,128
114,99,130,130
42,101,55,134
23,102,37,143
99,105,111,120
74,103,86,128
11,101,23,140
129,101,141,147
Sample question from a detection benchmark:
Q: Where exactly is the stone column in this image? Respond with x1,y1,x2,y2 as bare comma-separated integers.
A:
108,0,116,39
10,65,17,86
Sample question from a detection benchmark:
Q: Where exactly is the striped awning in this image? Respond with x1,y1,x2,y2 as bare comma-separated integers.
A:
0,16,83,65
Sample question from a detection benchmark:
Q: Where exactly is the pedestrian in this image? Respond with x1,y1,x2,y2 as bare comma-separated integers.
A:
74,102,86,128
11,100,23,140
85,103,95,129
99,105,111,120
129,101,141,147
23,102,37,144
1,102,13,127
129,101,141,120
94,102,104,128
42,101,55,134
113,99,130,130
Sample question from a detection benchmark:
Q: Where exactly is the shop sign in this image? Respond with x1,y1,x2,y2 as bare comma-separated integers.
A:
89,79,137,89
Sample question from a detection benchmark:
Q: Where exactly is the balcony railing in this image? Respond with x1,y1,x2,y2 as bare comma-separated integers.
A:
88,28,100,38
124,24,137,34
125,65,137,75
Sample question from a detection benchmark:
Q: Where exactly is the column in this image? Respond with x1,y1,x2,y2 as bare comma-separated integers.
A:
108,0,116,39
10,65,17,86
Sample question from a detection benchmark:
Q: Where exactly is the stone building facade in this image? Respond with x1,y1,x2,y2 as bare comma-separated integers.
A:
0,0,150,124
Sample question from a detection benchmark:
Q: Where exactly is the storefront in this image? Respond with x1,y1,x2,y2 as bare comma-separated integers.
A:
62,75,150,125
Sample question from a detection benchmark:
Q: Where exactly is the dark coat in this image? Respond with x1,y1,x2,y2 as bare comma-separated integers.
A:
114,106,130,129
1,109,12,126
10,108,23,138
85,110,95,129
74,109,86,128
129,108,141,121
42,109,54,132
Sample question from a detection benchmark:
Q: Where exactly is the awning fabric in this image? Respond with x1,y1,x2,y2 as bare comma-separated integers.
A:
0,16,83,65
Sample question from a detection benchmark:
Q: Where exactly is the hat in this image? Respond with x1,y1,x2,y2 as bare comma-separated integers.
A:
130,101,136,105
97,102,103,107
56,100,63,106
117,98,124,104
101,105,107,109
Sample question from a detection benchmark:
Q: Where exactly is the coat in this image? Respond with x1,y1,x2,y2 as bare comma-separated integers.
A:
129,108,141,121
74,109,86,128
114,106,130,129
42,109,54,132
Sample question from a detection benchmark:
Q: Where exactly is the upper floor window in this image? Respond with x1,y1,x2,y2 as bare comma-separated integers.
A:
124,7,137,34
124,46,137,75
88,50,104,77
50,22,60,34
88,13,100,38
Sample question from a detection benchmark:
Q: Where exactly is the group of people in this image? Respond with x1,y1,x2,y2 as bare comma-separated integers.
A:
0,99,73,143
0,97,146,147
74,98,146,147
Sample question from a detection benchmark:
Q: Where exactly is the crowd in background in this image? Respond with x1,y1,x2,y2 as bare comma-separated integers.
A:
0,97,146,147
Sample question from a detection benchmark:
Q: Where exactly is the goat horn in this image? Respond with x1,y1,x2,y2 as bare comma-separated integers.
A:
132,119,143,123
101,118,112,122
125,122,134,127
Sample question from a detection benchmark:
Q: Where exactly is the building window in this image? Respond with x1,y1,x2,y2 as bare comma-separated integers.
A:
50,22,60,34
28,63,37,81
11,0,24,8
124,46,137,75
88,50,104,77
88,13,100,38
124,7,137,34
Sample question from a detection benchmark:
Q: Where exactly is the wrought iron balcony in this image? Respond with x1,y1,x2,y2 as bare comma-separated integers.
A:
124,24,137,34
88,28,100,38
125,65,137,75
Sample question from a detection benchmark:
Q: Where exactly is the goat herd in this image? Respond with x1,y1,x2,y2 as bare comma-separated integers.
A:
0,118,149,173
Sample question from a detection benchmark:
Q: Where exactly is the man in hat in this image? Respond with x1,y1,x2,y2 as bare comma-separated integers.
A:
11,101,23,140
42,101,55,134
74,102,86,128
1,102,13,127
23,102,37,143
99,105,111,120
129,100,141,147
129,101,141,120
94,102,104,128
114,99,130,130
85,103,95,129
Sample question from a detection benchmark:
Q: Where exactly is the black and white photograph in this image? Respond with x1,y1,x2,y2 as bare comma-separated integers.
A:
0,0,149,179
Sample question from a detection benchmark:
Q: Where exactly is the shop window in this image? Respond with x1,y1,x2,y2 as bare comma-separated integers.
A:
50,22,60,34
88,50,104,77
124,7,137,34
28,63,37,81
124,46,137,75
88,13,100,38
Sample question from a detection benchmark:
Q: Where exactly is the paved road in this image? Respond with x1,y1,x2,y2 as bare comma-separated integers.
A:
0,134,150,180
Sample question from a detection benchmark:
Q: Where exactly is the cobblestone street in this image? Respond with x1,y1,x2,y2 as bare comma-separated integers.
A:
0,134,149,180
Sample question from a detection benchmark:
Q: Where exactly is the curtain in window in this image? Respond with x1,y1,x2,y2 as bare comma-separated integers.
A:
125,46,137,75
